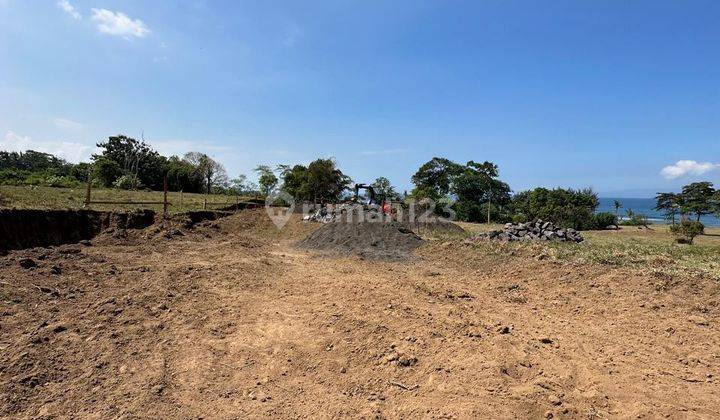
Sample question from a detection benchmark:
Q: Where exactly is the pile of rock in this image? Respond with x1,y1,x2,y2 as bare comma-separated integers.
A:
303,203,384,223
303,207,335,223
478,220,584,243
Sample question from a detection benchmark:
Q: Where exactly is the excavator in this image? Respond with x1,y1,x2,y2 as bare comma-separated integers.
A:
352,183,392,215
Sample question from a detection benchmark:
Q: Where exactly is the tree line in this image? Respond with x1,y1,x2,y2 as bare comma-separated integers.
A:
1,135,254,195
3,136,718,234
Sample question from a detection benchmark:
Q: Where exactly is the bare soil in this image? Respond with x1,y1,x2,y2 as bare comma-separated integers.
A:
1,209,718,418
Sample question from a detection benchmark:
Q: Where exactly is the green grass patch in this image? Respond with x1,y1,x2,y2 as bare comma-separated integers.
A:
0,185,256,214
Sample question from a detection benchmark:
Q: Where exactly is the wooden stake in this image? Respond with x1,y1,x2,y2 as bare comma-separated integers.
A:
84,168,92,208
163,175,169,216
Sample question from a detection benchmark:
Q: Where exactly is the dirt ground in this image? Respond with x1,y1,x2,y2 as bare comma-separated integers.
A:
1,209,718,418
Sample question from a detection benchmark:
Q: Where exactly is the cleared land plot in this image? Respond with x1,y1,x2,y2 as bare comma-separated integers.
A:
1,210,718,418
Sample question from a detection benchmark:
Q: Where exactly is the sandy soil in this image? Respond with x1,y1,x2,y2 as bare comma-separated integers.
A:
1,210,718,418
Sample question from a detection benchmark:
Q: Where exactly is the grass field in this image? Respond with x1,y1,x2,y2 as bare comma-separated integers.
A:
0,185,256,214
456,220,720,281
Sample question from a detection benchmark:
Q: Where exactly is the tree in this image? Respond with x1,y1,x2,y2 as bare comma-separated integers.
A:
681,182,716,221
654,192,683,225
371,177,400,201
183,152,226,194
451,161,511,223
69,162,92,182
410,157,463,200
165,156,204,193
93,135,167,190
0,150,71,175
410,157,510,222
230,175,248,195
613,200,622,221
510,187,600,230
254,165,278,196
670,220,704,244
279,159,350,203
281,165,309,198
93,157,123,187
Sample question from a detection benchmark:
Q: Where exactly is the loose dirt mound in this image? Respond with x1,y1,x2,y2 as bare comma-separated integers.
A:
297,220,423,260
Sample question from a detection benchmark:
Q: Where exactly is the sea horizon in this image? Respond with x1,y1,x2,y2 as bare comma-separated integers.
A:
598,197,720,227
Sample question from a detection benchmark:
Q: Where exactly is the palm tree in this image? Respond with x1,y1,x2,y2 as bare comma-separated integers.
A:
613,200,622,222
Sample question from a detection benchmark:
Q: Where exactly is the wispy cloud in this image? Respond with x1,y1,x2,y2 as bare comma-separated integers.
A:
57,0,81,20
360,148,408,156
660,160,719,180
53,117,84,131
91,8,150,39
2,130,94,163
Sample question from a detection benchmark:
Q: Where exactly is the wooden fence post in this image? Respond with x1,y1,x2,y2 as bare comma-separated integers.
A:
163,175,169,216
84,168,93,208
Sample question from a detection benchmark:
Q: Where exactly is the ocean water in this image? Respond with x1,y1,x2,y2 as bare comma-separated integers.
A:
597,197,720,227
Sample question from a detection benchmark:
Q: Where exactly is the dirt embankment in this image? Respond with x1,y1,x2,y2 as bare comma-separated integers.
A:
0,209,156,251
0,208,244,252
0,209,718,418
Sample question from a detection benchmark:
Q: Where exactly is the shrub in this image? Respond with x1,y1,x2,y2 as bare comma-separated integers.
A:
113,174,140,190
511,213,527,224
670,220,704,244
588,212,617,230
93,158,123,187
619,209,649,227
69,162,92,182
0,168,29,185
510,187,599,230
45,175,80,188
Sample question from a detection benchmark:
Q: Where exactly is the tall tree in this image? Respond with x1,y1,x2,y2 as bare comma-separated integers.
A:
254,165,278,196
451,161,511,223
165,156,204,193
681,182,716,221
230,174,248,195
410,157,463,200
183,152,226,194
279,159,350,203
371,177,399,201
613,200,622,221
654,192,683,225
93,135,166,189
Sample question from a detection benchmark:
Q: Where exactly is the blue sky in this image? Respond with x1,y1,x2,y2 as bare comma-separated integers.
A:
1,0,718,197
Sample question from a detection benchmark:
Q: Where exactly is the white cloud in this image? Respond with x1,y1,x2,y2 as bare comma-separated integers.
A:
58,0,81,20
91,8,150,39
2,130,94,163
660,160,719,180
53,117,84,131
2,130,33,151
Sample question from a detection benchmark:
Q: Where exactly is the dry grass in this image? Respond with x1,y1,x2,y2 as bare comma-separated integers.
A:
455,221,720,281
0,185,254,214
